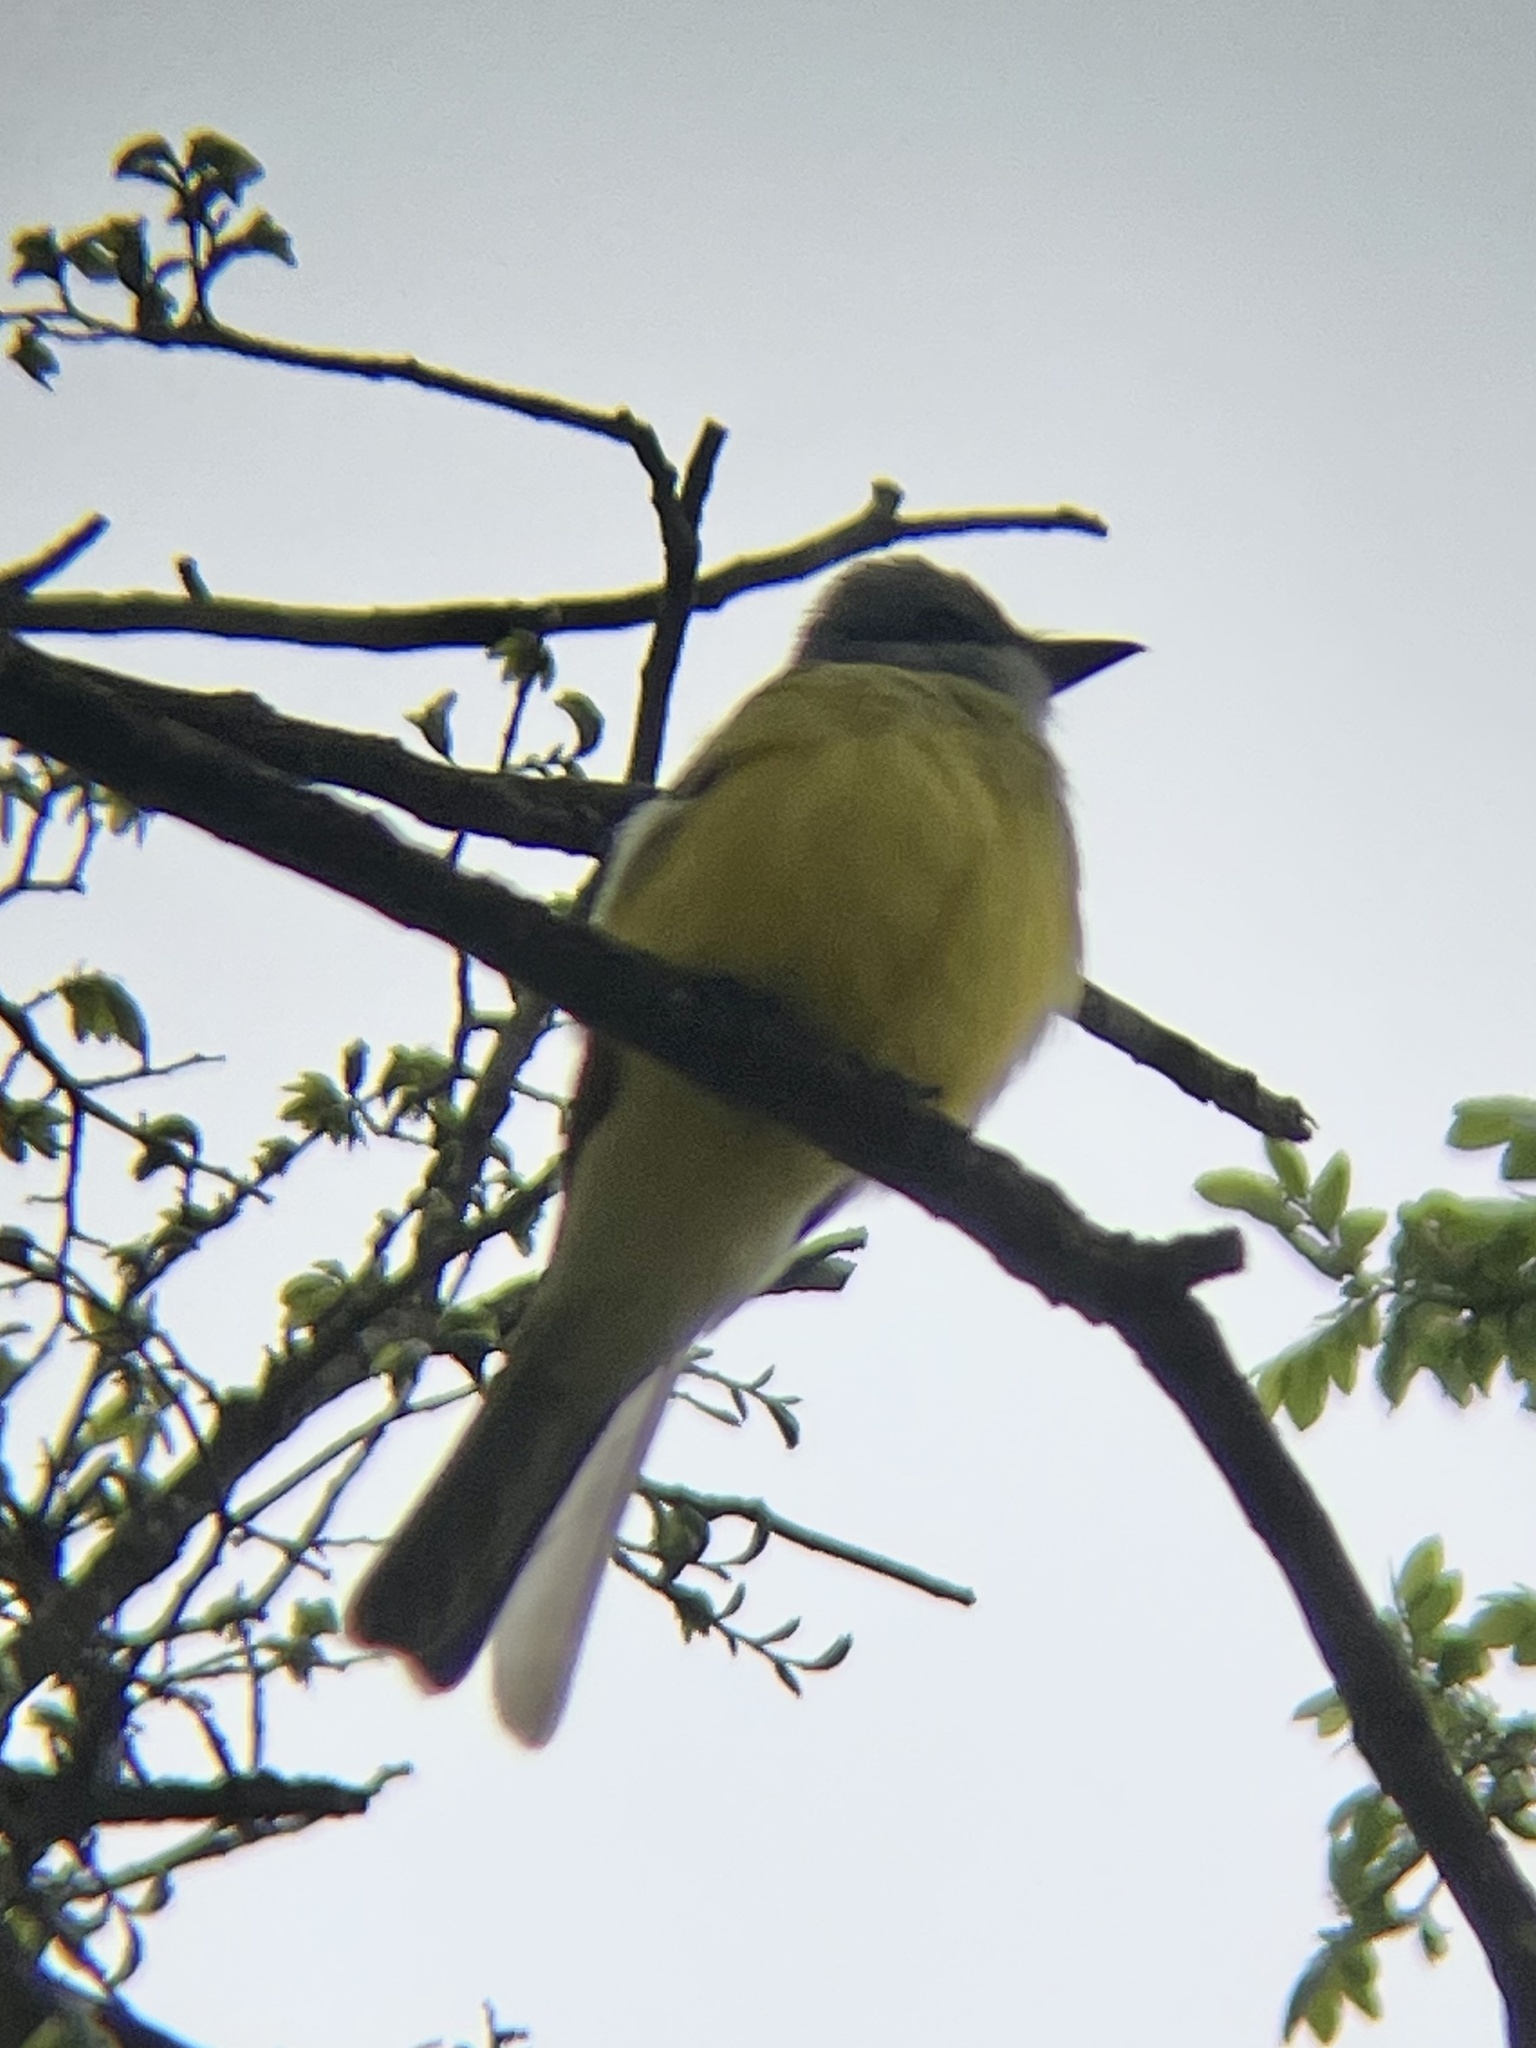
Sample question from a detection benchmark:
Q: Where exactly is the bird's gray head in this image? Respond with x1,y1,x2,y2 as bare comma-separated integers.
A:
795,555,1140,718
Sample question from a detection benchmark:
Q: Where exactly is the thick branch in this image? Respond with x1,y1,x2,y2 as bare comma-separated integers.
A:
0,484,1106,651
0,633,1241,1312
27,664,636,854
1,650,1313,1141
1115,1289,1536,2043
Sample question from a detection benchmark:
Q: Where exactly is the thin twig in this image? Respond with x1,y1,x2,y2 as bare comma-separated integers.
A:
1076,982,1313,1142
626,417,728,784
639,1483,975,1605
0,513,111,595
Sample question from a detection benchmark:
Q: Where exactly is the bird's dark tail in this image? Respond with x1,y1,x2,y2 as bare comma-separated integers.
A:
347,1295,674,1737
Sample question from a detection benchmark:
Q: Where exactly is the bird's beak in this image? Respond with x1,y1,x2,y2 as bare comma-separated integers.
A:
1028,634,1144,694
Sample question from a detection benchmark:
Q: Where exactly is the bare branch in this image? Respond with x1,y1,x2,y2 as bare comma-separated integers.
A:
0,482,1108,652
0,1763,396,1837
1076,982,1313,1142
0,513,111,595
626,417,728,784
639,1482,976,1605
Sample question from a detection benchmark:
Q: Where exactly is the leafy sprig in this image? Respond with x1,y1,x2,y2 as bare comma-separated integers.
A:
6,130,293,384
1286,1537,1536,2041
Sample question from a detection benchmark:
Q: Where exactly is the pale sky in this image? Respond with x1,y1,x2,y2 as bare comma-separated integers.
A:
4,3,1535,2045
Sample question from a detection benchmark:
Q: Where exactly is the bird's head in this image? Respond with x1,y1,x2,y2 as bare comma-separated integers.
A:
795,554,1141,717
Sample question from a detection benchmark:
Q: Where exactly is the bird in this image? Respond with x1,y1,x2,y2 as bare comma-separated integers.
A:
347,554,1139,1745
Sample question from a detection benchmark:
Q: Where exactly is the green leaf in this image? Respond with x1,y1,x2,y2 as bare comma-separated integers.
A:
366,1337,431,1382
61,230,120,282
1336,1942,1381,2019
131,1113,203,1180
1308,1152,1351,1234
555,689,605,759
11,226,64,285
1446,1095,1536,1152
1500,1131,1536,1182
1265,1136,1310,1198
488,628,555,687
667,1582,716,1641
280,1262,349,1330
1419,1916,1450,1962
253,1134,300,1178
650,1499,711,1580
1194,1168,1296,1231
289,1596,339,1638
1378,1298,1478,1407
1336,1207,1388,1267
1469,1589,1536,1650
1402,1567,1461,1644
405,690,457,760
0,1098,68,1163
341,1039,369,1094
1282,1341,1333,1430
1284,1948,1343,2043
59,971,148,1056
8,327,61,389
0,1227,41,1270
379,1044,456,1111
1294,1688,1351,1739
279,1070,365,1145
1395,1537,1445,1608
797,1633,854,1673
761,1389,802,1450
1264,1316,1362,1430
204,211,297,278
94,214,151,292
184,131,266,203
1435,1630,1490,1686
114,134,182,187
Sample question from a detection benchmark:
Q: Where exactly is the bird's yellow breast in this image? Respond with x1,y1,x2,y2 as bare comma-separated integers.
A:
598,661,1080,1119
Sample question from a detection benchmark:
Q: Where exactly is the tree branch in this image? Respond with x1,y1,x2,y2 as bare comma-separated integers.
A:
0,483,1107,652
625,417,727,784
1076,982,1312,1141
639,1482,976,1606
0,512,111,596
0,1764,392,1841
0,1915,205,2048
6,631,1534,2035
0,648,1313,1142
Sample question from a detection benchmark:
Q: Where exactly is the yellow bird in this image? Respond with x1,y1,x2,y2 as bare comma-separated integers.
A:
348,555,1138,1743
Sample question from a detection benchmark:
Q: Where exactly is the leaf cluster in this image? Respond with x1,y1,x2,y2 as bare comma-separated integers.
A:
6,130,293,385
1287,1538,1536,2040
1198,1107,1536,1430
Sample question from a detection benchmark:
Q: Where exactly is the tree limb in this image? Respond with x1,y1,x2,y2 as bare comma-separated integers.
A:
0,1764,391,1840
1076,982,1311,1141
6,631,1535,2036
0,648,1313,1141
0,483,1106,651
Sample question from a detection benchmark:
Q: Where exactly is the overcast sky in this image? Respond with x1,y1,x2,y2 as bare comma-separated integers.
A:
4,3,1535,2045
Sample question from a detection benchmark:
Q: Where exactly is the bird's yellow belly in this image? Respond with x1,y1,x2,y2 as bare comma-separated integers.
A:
601,661,1080,1120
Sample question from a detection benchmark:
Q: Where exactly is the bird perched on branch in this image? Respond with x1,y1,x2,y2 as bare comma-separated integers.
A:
348,554,1139,1744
